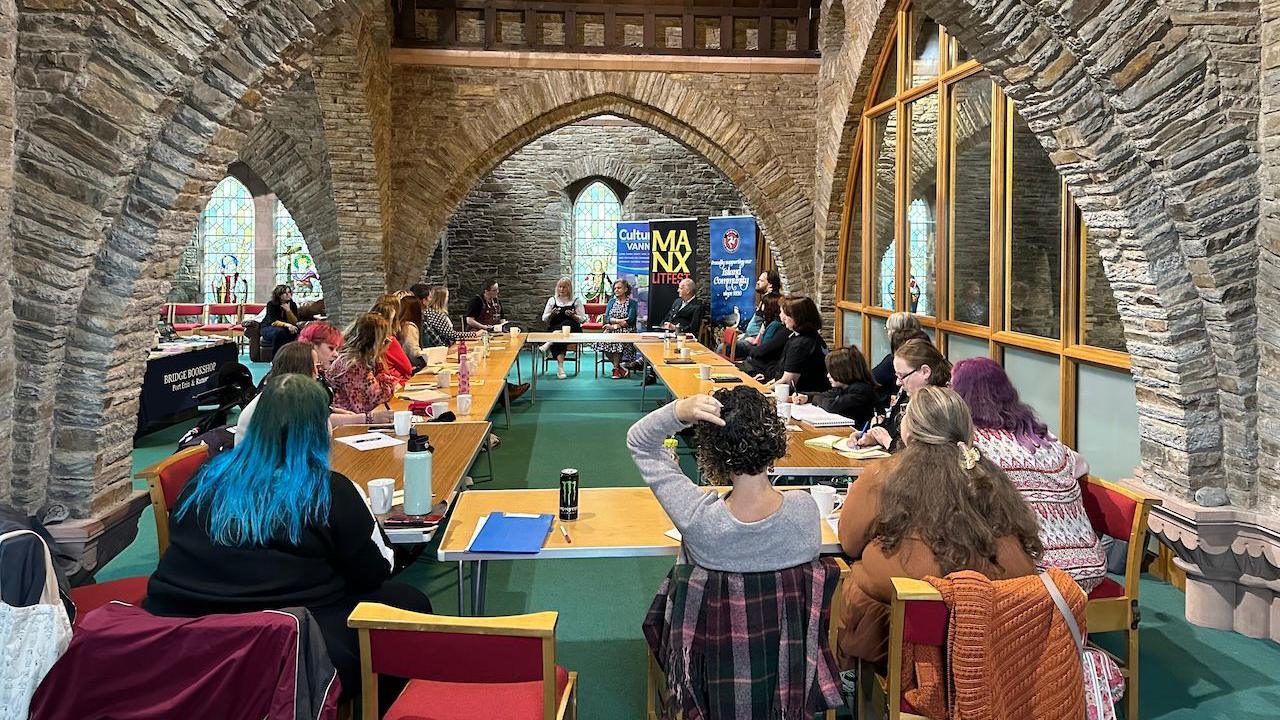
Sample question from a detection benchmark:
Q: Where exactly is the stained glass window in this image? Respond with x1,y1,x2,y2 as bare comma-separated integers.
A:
200,176,255,303
572,180,622,304
274,200,322,302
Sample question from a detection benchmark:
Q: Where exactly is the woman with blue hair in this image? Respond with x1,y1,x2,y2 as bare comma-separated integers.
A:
144,373,431,706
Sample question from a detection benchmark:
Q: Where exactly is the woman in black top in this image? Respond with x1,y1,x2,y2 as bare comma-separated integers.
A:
854,338,951,451
871,313,924,408
737,295,787,376
758,294,830,394
261,284,301,349
792,346,879,427
145,374,430,707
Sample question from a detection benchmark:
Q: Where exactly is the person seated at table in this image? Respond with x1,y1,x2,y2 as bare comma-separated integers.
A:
952,357,1106,592
145,374,432,710
596,279,639,379
370,296,413,382
832,386,1042,667
328,313,403,415
261,284,301,349
792,347,879,427
465,279,507,332
872,312,922,406
758,294,830,395
727,270,781,358
299,321,343,378
736,294,786,376
540,277,587,380
853,338,950,452
395,294,431,369
415,285,482,349
627,387,820,571
661,278,705,335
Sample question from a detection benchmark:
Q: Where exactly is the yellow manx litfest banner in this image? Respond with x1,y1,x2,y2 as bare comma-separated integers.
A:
648,218,699,328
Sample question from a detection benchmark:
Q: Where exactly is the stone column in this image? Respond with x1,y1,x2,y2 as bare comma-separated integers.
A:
254,193,277,301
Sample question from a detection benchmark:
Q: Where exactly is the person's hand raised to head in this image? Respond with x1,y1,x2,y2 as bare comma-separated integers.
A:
675,394,725,427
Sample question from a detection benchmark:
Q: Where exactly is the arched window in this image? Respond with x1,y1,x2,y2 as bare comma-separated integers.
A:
571,180,623,304
274,200,322,302
200,176,254,303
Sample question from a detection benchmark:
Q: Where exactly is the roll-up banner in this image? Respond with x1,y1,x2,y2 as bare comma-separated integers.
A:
616,221,651,325
648,218,699,328
709,215,758,327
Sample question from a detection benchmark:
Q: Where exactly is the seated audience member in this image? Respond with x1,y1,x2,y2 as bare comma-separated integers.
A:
416,285,482,348
759,294,830,394
661,278,705,334
327,313,403,415
596,279,639,379
736,294,786,376
298,321,343,377
395,294,431,368
261,284,301,348
465,279,507,332
727,270,781,357
628,387,820,571
854,338,950,451
952,357,1106,592
792,347,879,426
872,312,922,406
370,296,413,382
145,374,432,707
541,277,586,380
833,386,1042,667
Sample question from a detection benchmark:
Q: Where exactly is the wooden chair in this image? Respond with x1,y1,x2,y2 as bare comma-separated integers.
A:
199,302,242,338
167,303,207,335
1079,476,1159,720
853,577,948,720
580,302,607,331
348,604,577,720
719,326,740,362
137,444,209,557
540,343,581,377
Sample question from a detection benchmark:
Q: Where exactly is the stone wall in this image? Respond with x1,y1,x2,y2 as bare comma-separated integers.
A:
425,120,750,329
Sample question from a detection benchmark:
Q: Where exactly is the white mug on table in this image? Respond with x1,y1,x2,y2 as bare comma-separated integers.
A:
430,401,449,418
773,383,791,403
810,485,837,517
698,365,712,380
457,393,473,416
393,410,413,436
777,401,793,421
438,369,452,388
368,478,395,515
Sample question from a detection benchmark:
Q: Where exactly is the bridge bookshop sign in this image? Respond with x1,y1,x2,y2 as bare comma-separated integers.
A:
647,218,700,329
138,339,238,435
709,215,757,330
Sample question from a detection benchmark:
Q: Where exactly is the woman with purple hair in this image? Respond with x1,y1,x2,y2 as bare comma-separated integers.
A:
950,357,1106,592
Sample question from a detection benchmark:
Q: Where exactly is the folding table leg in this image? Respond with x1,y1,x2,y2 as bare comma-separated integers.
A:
530,344,538,403
640,355,648,409
471,560,488,616
503,383,512,429
457,562,467,616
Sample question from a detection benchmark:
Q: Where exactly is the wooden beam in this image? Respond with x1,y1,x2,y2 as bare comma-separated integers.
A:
388,47,821,73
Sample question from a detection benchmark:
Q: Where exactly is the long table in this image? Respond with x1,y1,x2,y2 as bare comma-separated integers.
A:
438,486,842,615
392,335,524,428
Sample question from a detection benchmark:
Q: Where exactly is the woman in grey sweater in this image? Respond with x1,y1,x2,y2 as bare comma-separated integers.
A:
627,387,820,572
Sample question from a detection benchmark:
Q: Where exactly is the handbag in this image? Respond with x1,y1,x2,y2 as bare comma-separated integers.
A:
1039,572,1126,720
0,530,73,720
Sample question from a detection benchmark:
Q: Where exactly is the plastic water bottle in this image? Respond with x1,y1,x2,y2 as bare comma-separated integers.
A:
404,429,434,515
458,340,471,395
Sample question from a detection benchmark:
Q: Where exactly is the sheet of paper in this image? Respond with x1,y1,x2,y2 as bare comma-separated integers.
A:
336,432,405,451
398,388,450,402
664,528,682,541
826,514,840,537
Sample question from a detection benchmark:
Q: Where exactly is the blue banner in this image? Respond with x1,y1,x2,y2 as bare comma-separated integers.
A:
617,221,650,326
709,215,757,328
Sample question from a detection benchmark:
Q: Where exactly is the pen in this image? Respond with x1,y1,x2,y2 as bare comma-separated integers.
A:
559,523,572,544
353,436,382,444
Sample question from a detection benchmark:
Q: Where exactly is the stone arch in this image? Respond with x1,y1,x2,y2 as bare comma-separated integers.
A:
390,76,811,292
9,1,377,517
542,156,653,200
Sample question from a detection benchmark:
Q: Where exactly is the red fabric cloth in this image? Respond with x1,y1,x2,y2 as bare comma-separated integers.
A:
384,665,570,720
385,341,413,381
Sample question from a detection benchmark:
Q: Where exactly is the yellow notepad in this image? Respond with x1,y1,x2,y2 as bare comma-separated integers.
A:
803,435,846,449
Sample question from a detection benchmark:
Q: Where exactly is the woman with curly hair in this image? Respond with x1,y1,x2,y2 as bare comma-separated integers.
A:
832,386,1042,668
626,386,820,571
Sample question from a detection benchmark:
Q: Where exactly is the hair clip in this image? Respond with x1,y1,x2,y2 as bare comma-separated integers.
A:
958,442,980,471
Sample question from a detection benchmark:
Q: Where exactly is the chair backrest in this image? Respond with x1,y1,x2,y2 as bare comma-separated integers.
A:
1078,475,1158,597
206,303,239,319
886,578,949,719
584,302,607,320
720,327,739,360
171,303,206,320
242,302,266,315
143,445,209,557
349,604,559,720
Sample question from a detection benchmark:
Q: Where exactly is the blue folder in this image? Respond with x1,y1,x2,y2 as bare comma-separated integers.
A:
468,512,555,554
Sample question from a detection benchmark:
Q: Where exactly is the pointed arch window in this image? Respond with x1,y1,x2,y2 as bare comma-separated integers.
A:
199,176,254,303
571,180,623,304
274,200,322,302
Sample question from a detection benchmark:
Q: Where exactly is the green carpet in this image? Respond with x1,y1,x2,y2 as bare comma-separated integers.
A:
100,352,1280,718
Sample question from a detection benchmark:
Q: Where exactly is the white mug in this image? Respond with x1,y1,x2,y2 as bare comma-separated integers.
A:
509,326,521,336
699,365,712,380
777,401,793,421
393,410,413,436
369,478,395,515
561,325,571,336
774,383,791,403
680,348,691,360
811,485,838,517
438,369,452,388
457,393,473,416
677,337,686,350
430,401,449,418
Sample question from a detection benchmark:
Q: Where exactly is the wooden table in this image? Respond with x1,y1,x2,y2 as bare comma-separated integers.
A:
635,341,875,477
523,331,648,401
437,486,842,614
331,421,492,544
393,337,523,428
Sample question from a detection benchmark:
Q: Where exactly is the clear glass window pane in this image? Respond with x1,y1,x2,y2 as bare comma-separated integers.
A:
1003,346,1061,437
1082,223,1126,351
1076,363,1141,479
841,310,862,350
945,333,989,362
949,73,992,326
573,181,622,304
842,178,862,303
869,315,890,366
869,110,898,310
1009,111,1062,339
907,95,938,317
275,200,322,302
201,176,255,303
910,14,940,86
874,44,897,105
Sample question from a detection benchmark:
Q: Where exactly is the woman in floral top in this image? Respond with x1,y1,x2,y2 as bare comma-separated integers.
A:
328,313,402,415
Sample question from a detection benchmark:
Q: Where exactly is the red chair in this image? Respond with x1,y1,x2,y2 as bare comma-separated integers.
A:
68,578,149,624
139,444,209,557
1079,476,1159,720
200,302,241,337
581,302,607,332
719,326,740,361
167,303,206,334
348,604,577,720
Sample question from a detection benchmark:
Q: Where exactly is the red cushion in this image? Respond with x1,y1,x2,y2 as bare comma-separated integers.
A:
1088,577,1125,600
902,599,948,645
385,665,570,720
1078,478,1138,539
200,322,236,331
231,323,245,331
69,577,148,624
159,449,207,508
172,322,203,331
581,322,604,331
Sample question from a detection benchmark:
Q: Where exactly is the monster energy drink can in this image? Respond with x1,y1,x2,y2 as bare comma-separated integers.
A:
559,468,579,521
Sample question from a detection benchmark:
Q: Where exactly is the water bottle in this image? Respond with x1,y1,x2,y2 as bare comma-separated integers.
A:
404,429,434,515
458,340,471,395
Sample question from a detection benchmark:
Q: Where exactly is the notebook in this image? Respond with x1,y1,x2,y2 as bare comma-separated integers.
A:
790,404,857,427
833,438,892,460
467,512,555,554
803,434,846,449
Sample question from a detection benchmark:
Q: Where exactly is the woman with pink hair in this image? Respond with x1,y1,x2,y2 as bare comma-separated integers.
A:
950,357,1106,593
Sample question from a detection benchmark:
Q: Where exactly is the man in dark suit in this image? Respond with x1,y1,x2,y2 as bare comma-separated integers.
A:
662,278,705,334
